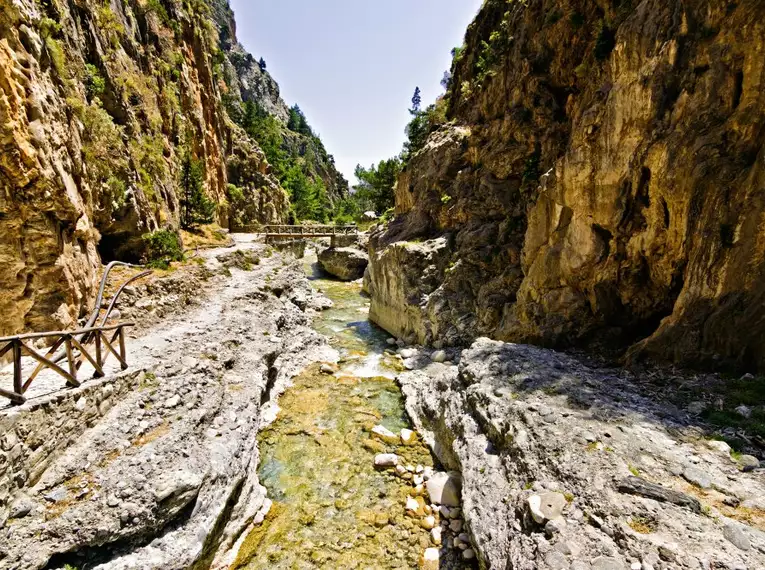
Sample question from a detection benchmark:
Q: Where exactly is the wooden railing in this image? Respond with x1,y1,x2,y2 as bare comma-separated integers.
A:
233,224,358,237
0,323,134,405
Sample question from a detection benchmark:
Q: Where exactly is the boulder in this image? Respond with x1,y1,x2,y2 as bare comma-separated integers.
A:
318,247,369,281
425,471,462,507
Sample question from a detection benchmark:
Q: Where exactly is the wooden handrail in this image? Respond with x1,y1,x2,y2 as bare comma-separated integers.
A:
0,323,134,343
0,323,135,405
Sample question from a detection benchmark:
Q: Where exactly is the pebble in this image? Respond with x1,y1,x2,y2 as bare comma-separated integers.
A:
631,563,642,570
422,547,439,570
400,429,417,445
449,519,463,532
421,515,436,530
371,425,400,444
431,350,446,363
386,338,396,345
405,497,420,513
374,454,399,468
164,394,181,408
430,526,442,545
320,363,335,374
462,548,475,560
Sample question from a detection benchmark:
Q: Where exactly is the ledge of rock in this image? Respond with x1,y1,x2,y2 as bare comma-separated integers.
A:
398,338,765,569
318,247,369,281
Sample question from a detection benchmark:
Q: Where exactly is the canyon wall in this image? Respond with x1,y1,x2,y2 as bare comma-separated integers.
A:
0,0,345,338
367,0,765,372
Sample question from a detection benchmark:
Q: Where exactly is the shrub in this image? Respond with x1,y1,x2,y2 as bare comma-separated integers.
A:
142,229,183,269
85,63,106,99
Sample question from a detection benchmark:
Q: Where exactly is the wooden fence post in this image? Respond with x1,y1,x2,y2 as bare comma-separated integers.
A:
118,326,128,370
12,339,22,396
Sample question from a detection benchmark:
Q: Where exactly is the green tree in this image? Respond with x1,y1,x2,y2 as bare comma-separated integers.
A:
411,86,422,113
287,104,312,136
179,152,215,229
353,157,402,214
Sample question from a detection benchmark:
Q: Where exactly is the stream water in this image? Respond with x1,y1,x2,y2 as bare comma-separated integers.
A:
230,254,471,569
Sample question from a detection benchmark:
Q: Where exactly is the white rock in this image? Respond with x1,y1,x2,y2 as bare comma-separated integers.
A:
405,497,420,513
421,515,436,530
374,454,399,468
413,475,424,486
422,547,440,570
708,439,732,454
463,549,476,560
395,465,407,475
400,428,417,445
164,394,181,408
439,505,451,518
425,471,462,507
430,526,442,545
735,405,752,418
371,425,400,444
528,492,567,524
386,337,396,345
75,397,88,412
399,348,417,359
320,363,335,374
631,563,642,570
415,465,424,473
431,350,447,363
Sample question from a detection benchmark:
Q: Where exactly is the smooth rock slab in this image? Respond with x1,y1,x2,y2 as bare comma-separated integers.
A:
723,523,751,551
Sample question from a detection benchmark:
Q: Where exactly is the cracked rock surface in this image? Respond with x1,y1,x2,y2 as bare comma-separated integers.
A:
398,338,765,570
0,236,335,569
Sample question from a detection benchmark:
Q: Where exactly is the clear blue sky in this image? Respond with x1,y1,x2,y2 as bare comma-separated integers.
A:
228,0,483,183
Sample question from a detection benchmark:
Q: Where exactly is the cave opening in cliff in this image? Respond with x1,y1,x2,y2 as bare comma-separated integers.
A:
97,233,143,265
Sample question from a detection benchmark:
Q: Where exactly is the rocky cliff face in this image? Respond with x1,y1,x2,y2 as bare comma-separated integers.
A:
0,0,341,338
367,0,765,372
211,2,349,207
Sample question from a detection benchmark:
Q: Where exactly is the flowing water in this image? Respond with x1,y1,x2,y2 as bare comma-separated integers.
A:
230,254,468,569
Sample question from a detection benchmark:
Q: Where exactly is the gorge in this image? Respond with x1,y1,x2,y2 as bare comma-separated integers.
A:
1,0,765,569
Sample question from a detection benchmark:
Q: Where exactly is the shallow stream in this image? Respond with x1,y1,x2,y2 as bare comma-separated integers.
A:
230,254,469,569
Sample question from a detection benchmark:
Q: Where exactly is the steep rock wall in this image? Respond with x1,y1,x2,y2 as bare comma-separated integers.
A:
367,0,765,372
0,0,295,337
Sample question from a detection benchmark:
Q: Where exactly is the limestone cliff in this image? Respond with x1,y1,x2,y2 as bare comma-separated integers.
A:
367,0,765,372
0,0,340,338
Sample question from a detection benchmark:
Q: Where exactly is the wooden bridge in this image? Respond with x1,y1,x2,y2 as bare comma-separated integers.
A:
0,322,134,405
263,224,357,238
233,224,357,238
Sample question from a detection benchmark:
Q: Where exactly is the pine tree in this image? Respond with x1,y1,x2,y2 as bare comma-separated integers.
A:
258,57,267,72
180,152,215,229
411,86,422,113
